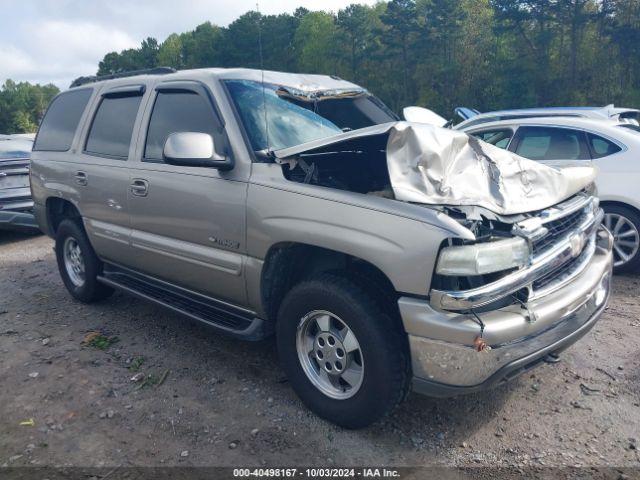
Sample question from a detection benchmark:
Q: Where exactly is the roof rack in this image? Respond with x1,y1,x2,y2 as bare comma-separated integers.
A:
70,67,177,88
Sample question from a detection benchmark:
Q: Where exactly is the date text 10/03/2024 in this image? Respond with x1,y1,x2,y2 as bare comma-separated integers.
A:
233,468,401,478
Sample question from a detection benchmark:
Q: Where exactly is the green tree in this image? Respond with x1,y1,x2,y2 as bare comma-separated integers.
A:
224,12,262,68
157,33,184,68
181,22,225,68
0,80,59,133
139,37,160,68
380,0,420,106
84,1,640,116
336,5,376,82
294,12,338,74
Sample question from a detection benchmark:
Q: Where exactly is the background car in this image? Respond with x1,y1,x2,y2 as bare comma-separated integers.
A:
0,133,38,231
454,105,640,130
459,116,640,273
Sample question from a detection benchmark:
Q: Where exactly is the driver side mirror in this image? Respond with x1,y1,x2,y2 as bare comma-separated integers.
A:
163,132,233,170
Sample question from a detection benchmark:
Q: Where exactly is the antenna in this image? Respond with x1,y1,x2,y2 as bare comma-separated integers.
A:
256,2,271,154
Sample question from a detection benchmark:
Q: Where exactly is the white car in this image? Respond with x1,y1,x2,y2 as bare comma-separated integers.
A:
454,105,640,130
403,105,640,131
458,116,640,272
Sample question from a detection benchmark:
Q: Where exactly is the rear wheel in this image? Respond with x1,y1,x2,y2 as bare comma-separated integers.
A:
276,274,410,428
603,205,640,273
55,219,113,302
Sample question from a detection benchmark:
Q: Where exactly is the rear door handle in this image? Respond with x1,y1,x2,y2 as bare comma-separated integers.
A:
130,179,149,197
74,171,87,186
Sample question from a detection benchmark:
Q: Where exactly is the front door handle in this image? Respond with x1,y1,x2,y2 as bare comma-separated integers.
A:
74,171,88,186
130,179,149,197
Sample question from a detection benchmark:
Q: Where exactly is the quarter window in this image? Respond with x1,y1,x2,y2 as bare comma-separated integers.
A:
587,133,622,158
85,94,142,159
514,127,589,161
144,90,221,161
33,88,92,152
471,129,513,149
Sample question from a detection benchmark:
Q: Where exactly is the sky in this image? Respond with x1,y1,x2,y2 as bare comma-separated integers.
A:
0,0,376,90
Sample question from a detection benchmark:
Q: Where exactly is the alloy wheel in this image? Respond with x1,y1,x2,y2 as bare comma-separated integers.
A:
63,237,86,287
296,310,364,400
604,213,640,268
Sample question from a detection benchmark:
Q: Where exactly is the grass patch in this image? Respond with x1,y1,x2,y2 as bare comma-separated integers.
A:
83,331,119,350
137,373,159,389
128,356,145,372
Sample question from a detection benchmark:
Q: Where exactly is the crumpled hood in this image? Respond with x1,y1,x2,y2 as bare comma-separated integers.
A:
275,121,597,216
386,122,596,215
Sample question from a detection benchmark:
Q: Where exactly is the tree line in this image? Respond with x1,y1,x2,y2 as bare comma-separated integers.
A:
96,0,640,116
2,0,639,134
0,80,59,134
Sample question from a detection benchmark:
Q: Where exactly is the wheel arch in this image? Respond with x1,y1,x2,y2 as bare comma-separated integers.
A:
260,242,401,326
600,200,640,218
45,197,82,236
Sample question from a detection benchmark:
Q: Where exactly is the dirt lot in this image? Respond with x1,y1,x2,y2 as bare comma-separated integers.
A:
1,231,639,472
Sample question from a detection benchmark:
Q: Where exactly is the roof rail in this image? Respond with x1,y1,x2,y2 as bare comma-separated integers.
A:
70,67,177,88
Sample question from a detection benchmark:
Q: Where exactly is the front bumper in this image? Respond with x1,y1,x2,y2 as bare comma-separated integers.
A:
402,227,613,397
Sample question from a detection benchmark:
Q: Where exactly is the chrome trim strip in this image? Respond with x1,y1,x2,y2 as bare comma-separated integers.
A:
430,208,604,311
537,193,593,225
528,237,595,300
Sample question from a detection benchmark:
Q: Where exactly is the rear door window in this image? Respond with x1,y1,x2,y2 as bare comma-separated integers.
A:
85,93,143,159
587,133,622,158
144,90,221,162
33,88,92,152
514,127,590,161
471,129,513,149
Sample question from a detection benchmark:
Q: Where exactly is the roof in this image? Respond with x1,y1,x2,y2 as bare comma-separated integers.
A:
455,104,640,131
459,116,640,144
479,106,640,118
69,67,363,93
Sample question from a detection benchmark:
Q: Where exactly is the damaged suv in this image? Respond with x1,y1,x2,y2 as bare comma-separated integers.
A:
30,68,613,428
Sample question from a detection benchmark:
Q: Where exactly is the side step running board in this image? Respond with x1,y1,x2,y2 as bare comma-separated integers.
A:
98,264,270,341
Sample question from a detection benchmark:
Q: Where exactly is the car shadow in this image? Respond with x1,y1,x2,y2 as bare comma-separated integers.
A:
375,379,516,443
158,303,516,442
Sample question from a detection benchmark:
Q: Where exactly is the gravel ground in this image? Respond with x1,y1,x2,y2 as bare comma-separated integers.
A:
1,231,639,473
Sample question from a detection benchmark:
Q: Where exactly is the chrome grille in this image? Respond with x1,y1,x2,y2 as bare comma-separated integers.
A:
533,208,587,254
532,238,593,291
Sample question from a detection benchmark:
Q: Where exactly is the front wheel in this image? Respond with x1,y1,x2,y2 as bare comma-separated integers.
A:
276,274,411,428
603,205,640,273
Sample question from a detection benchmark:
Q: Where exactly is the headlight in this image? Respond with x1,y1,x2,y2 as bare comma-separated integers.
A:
436,237,531,276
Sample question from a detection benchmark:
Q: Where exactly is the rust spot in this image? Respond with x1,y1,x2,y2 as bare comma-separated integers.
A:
474,336,489,352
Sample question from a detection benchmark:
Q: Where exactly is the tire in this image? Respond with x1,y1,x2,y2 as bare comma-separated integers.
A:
55,219,114,303
276,273,411,428
603,205,640,273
